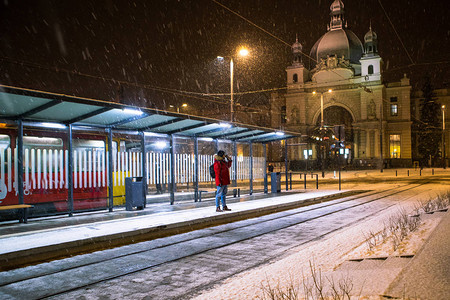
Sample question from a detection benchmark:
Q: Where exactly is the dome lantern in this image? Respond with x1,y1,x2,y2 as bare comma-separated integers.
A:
292,34,303,65
364,22,378,55
329,0,345,31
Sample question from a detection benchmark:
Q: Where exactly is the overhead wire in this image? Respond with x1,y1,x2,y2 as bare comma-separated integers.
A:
377,0,415,66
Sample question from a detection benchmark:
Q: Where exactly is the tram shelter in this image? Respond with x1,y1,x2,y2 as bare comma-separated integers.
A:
0,85,300,218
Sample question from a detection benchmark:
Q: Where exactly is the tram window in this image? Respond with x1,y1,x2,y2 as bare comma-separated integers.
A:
0,134,10,150
73,139,105,151
22,136,63,150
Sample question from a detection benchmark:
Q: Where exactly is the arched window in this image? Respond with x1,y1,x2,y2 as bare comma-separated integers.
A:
368,65,374,75
293,74,298,83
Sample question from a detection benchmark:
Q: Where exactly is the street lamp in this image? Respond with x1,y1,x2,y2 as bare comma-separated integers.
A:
443,105,446,169
313,89,332,128
312,89,333,177
217,47,249,122
169,103,188,113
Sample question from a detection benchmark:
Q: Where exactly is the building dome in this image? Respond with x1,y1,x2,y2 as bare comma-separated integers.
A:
309,28,364,66
364,27,377,42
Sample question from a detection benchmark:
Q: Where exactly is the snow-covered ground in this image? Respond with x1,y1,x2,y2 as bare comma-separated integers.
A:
192,173,449,299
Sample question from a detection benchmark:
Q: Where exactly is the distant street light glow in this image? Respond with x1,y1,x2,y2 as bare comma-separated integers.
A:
239,48,249,57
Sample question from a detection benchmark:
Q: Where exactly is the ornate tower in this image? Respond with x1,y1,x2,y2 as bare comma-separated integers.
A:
286,35,309,86
360,23,382,81
329,0,345,30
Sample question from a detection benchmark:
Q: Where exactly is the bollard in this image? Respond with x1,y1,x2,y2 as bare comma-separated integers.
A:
396,170,397,176
408,170,410,176
300,173,302,179
432,169,434,175
420,169,422,176
339,168,341,191
315,174,319,189
290,173,292,190
304,174,307,189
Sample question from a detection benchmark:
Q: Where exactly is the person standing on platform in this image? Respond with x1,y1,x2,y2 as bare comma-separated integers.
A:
214,150,232,212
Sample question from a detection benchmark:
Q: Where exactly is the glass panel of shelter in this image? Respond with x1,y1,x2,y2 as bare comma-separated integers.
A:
0,120,274,219
144,133,171,199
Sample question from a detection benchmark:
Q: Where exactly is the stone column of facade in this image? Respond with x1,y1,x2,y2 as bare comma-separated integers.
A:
375,129,380,157
366,130,371,158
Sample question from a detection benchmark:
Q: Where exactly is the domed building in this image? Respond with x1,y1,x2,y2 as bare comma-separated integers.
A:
271,0,413,169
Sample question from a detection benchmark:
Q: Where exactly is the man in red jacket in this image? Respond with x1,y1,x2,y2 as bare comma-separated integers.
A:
214,150,232,212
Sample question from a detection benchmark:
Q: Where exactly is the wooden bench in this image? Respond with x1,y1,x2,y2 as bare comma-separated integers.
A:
0,204,34,223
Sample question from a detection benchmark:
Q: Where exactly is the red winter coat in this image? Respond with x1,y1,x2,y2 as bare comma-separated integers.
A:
214,154,232,186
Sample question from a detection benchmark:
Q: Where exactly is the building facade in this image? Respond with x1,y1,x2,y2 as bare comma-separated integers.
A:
270,0,419,169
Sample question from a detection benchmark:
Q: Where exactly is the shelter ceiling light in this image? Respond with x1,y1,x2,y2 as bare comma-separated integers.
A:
40,122,67,129
123,108,144,115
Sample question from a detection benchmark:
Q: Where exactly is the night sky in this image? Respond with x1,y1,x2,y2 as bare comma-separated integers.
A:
0,0,449,122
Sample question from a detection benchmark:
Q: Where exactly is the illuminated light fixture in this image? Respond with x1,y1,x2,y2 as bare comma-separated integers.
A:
181,103,188,107
219,122,231,128
123,108,144,115
200,137,213,142
328,89,333,93
312,91,317,95
154,141,167,149
275,131,285,136
216,56,224,61
239,47,249,57
144,132,158,137
40,122,67,129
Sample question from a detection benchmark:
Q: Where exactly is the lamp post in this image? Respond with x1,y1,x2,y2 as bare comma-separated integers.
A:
313,89,332,128
443,105,446,169
218,47,249,123
312,89,332,176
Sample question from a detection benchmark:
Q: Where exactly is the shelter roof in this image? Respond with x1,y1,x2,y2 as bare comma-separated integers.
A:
0,85,300,143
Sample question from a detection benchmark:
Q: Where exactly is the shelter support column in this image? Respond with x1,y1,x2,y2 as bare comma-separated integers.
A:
107,128,114,212
170,134,175,205
285,139,288,191
67,124,74,216
140,131,147,207
194,137,199,202
263,143,268,193
232,141,237,187
249,142,253,195
17,119,24,205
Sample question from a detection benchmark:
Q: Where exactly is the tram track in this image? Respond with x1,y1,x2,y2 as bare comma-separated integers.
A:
0,180,432,299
